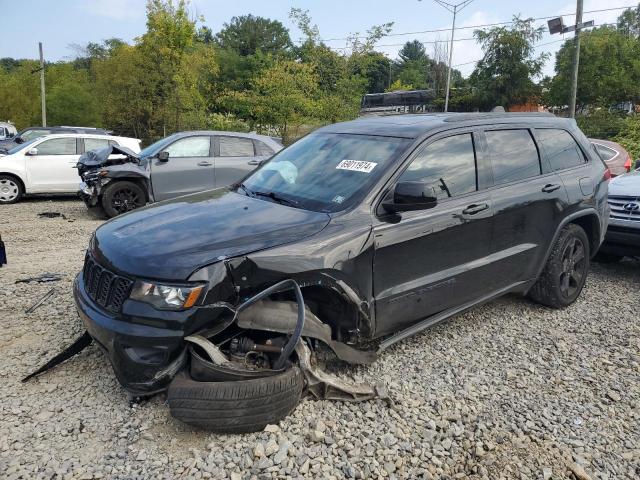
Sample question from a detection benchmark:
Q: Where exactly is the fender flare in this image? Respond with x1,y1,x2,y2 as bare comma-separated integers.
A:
535,209,601,279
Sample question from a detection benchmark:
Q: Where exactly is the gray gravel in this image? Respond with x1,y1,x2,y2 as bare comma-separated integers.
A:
1,198,639,479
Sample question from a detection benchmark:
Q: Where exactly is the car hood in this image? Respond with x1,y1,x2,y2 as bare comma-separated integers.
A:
92,189,331,280
609,170,640,197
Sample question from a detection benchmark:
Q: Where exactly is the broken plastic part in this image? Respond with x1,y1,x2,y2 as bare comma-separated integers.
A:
22,331,92,382
295,341,389,403
237,300,376,365
185,334,229,365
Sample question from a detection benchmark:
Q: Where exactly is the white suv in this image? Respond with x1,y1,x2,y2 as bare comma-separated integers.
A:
0,133,140,204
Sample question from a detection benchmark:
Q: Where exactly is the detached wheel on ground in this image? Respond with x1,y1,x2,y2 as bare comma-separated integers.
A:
101,181,146,218
0,175,23,204
168,366,304,433
529,224,590,309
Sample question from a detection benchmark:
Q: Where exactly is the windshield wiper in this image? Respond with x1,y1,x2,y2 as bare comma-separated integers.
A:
253,190,299,207
236,183,255,198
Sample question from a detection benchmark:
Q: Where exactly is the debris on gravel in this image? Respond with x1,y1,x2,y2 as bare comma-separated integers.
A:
1,199,639,479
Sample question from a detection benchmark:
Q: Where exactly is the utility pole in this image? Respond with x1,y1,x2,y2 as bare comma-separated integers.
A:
568,0,583,118
39,42,46,127
547,3,592,118
432,0,475,112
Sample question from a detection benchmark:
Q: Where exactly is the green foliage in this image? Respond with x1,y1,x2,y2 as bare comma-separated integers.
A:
617,3,640,38
215,15,292,56
470,17,549,109
614,117,640,160
545,27,640,109
575,111,627,140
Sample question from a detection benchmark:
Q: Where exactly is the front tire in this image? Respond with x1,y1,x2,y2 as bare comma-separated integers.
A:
101,181,146,218
529,224,590,309
0,175,23,204
168,366,304,433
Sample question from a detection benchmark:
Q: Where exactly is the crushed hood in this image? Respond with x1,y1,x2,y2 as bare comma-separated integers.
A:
77,145,143,176
92,189,331,280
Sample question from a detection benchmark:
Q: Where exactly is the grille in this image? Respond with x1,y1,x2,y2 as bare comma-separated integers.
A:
83,255,133,313
608,195,640,222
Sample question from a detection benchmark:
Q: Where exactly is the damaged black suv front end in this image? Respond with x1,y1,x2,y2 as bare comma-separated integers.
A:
74,247,238,395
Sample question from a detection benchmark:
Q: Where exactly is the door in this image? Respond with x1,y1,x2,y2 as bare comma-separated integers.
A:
373,132,494,336
26,137,80,192
483,128,568,287
214,135,261,188
150,135,215,201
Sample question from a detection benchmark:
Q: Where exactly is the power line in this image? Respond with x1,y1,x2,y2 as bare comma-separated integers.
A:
304,5,636,44
451,23,619,68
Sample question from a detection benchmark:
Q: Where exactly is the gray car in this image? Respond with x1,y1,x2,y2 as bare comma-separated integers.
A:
596,168,640,261
77,131,282,217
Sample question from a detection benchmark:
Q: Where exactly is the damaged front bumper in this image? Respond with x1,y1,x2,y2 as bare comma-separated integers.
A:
73,273,231,395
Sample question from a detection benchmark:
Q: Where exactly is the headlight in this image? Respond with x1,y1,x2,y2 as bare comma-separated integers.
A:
129,281,205,310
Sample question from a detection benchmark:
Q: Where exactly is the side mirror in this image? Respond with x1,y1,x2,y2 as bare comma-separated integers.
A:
27,147,38,156
157,151,169,162
383,181,438,213
15,137,24,144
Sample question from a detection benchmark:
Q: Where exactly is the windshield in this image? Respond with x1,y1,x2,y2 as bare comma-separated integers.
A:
241,133,410,212
139,133,181,158
20,129,51,142
6,138,38,155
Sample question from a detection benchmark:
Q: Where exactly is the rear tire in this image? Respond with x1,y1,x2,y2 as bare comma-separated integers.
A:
529,224,590,309
0,175,23,204
168,366,304,433
101,181,146,218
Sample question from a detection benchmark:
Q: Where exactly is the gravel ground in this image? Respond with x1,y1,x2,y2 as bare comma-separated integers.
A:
0,198,639,480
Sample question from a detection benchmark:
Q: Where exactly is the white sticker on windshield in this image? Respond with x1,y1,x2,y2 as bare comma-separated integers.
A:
336,159,378,173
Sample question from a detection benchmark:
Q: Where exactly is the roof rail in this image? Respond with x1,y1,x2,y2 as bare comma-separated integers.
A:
443,112,555,122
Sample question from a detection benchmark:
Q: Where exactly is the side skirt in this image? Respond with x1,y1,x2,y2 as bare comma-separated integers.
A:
377,281,528,353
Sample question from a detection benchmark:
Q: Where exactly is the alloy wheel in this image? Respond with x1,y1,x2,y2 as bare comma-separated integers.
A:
111,187,142,213
559,236,586,298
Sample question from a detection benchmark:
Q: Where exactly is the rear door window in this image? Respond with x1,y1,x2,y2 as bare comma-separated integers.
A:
36,138,77,155
485,129,541,185
219,136,255,157
84,138,111,152
254,140,275,156
536,129,587,170
399,133,477,200
165,136,211,157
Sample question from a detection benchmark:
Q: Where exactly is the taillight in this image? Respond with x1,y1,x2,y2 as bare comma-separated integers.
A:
624,156,632,172
603,168,612,181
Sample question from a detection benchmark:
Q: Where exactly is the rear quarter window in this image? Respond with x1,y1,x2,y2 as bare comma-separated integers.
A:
536,129,587,171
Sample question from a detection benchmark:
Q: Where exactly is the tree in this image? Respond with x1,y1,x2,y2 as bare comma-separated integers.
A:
215,15,292,56
544,27,640,109
223,60,319,142
617,3,640,38
470,17,548,109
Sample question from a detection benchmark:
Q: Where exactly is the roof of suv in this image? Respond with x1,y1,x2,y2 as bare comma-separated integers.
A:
317,112,575,139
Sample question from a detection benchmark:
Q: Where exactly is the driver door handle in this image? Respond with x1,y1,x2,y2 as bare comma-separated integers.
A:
542,183,561,193
248,159,260,165
462,203,489,215
197,161,212,167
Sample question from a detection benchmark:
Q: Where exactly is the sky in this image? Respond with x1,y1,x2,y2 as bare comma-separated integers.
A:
1,0,637,78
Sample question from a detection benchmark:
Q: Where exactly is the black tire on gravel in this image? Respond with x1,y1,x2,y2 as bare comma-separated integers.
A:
168,366,305,433
529,223,590,309
0,174,24,204
101,181,146,218
592,251,623,263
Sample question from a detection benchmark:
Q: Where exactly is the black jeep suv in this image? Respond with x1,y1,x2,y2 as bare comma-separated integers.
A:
74,113,609,431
